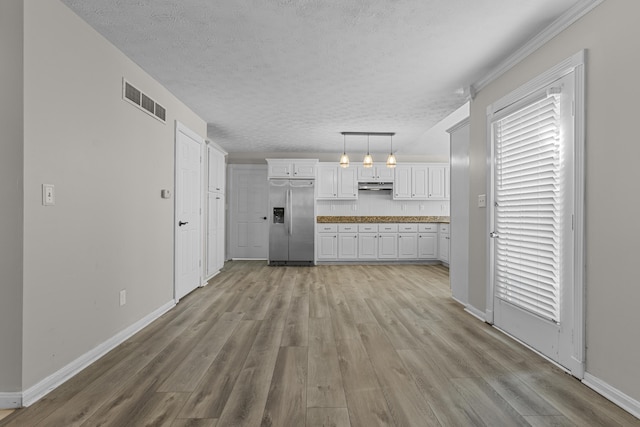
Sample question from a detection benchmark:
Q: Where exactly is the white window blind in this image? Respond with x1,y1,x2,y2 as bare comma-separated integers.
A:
494,91,563,323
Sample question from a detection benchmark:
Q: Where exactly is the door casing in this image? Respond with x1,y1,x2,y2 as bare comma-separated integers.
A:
485,50,586,378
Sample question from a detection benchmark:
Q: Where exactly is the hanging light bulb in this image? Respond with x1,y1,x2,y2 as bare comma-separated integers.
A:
363,134,373,168
339,133,349,168
386,134,397,168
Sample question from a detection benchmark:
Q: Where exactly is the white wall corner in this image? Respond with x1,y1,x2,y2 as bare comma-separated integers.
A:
0,392,22,410
583,373,640,419
21,300,176,407
464,305,488,323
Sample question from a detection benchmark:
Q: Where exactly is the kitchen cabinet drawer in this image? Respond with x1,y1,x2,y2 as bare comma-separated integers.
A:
398,224,417,232
317,224,338,233
439,224,450,233
338,224,358,232
378,224,398,232
419,224,438,232
358,224,378,232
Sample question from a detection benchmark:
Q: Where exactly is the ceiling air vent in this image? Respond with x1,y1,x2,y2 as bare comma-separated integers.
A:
122,78,166,124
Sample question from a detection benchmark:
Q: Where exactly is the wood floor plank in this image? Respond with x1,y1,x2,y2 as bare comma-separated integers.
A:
309,281,330,318
280,295,309,347
357,323,442,426
343,389,395,427
451,377,531,426
334,338,395,427
261,346,307,427
158,312,244,392
171,419,218,427
523,415,576,427
398,349,485,426
107,392,189,427
326,283,360,341
306,407,351,427
241,281,277,320
307,318,347,408
516,367,640,426
365,298,422,349
3,261,638,427
485,374,562,416
178,320,262,419
215,269,294,427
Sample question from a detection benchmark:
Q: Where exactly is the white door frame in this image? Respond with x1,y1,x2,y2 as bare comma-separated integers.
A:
174,121,204,302
485,50,586,378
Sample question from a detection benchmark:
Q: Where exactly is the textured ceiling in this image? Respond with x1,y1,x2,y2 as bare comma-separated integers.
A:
62,0,580,156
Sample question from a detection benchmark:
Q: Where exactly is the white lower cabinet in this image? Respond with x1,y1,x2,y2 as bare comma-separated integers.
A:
438,223,450,263
316,222,448,263
317,224,338,260
338,233,358,258
398,233,418,258
358,233,378,259
378,233,398,259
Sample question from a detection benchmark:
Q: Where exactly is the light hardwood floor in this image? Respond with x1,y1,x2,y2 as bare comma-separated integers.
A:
2,261,638,426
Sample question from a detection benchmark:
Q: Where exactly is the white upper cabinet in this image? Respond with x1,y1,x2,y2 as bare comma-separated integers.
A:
394,166,412,199
316,163,357,200
316,164,338,198
393,163,449,200
208,145,226,194
357,164,395,182
266,159,318,179
337,167,358,198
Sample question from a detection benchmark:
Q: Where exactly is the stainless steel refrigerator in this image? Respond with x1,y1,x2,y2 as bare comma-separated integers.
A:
268,179,315,265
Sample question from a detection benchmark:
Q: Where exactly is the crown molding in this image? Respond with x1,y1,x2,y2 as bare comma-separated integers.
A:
472,0,604,94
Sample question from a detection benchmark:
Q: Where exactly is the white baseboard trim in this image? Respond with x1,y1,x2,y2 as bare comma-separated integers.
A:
21,300,176,407
450,296,466,306
464,304,487,322
583,373,640,419
0,392,21,409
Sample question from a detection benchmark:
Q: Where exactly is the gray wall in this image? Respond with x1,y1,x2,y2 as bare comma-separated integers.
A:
0,1,24,395
20,0,206,390
468,1,640,401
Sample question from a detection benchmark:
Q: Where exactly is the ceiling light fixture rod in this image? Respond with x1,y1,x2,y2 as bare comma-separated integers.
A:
341,132,396,136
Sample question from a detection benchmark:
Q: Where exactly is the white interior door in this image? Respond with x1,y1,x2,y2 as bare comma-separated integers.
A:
228,165,269,259
490,74,575,369
175,122,203,301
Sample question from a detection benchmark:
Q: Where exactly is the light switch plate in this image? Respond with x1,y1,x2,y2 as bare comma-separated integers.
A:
42,184,55,206
478,194,486,208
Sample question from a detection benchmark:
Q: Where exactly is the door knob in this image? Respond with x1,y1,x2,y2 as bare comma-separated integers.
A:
262,217,267,220
178,221,188,226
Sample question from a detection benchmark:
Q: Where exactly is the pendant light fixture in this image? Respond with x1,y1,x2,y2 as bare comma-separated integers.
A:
386,134,397,168
339,133,349,168
363,135,374,168
340,132,395,169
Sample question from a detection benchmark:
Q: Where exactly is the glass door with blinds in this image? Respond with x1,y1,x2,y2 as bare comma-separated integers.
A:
490,73,575,368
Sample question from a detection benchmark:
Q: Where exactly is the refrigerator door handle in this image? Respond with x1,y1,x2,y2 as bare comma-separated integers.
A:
289,189,293,236
284,188,289,235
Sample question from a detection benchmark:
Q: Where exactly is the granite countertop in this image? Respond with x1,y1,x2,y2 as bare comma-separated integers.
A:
316,216,449,224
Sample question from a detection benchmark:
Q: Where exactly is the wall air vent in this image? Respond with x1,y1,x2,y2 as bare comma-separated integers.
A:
122,78,166,124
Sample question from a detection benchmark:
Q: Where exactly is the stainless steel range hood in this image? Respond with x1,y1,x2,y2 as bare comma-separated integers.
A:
358,182,394,191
